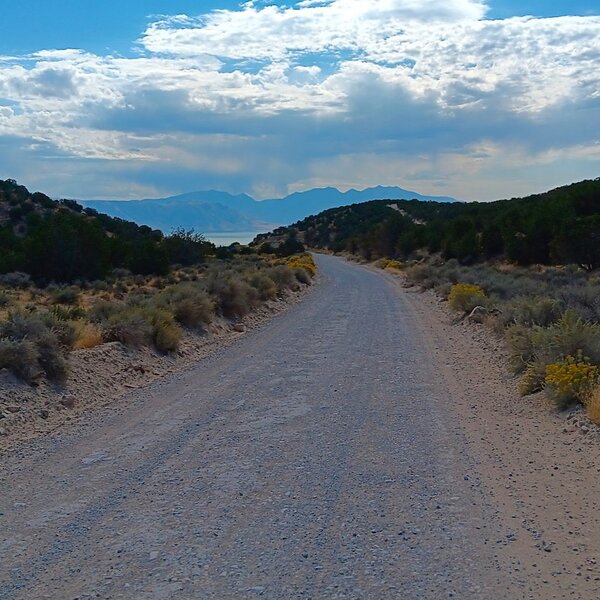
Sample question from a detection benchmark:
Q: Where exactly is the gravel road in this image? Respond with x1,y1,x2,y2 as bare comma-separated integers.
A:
1,255,520,598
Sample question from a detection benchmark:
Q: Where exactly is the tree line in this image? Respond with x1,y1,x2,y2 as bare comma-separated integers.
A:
0,179,215,283
289,179,600,270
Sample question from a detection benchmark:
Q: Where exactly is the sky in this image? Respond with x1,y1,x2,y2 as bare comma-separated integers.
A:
0,1,599,201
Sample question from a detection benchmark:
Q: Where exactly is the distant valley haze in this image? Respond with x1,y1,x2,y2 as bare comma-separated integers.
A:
80,186,458,241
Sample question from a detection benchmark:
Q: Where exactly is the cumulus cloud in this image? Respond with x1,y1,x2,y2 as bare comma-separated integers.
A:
0,0,599,200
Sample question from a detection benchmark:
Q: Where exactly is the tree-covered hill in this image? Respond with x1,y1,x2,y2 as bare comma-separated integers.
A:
260,179,600,270
0,179,214,282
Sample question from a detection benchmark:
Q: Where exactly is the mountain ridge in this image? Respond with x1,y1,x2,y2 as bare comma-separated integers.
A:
80,186,459,234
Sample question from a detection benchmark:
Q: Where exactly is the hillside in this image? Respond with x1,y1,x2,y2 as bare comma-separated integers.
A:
260,179,600,269
80,186,459,234
0,179,214,283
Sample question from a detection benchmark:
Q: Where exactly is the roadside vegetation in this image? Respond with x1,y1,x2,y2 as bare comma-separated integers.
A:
396,259,600,422
264,178,600,422
0,179,316,386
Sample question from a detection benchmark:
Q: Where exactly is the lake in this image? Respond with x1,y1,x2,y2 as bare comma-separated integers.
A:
204,231,266,246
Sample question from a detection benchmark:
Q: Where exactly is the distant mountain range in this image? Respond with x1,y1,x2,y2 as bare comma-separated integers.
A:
80,186,459,234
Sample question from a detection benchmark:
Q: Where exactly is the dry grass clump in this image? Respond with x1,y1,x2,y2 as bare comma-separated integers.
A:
585,387,600,424
73,322,104,350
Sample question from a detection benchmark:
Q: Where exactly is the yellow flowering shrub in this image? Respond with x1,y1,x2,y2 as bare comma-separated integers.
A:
382,259,403,270
286,253,317,277
544,353,599,406
447,283,486,313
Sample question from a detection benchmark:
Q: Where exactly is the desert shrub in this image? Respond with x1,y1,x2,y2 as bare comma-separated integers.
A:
140,307,182,353
0,312,68,381
545,353,599,407
154,283,214,328
0,338,40,383
50,305,86,322
88,300,122,323
293,267,312,285
265,265,299,293
558,285,600,323
286,253,317,277
48,318,79,350
585,387,600,424
500,296,562,327
90,280,110,292
51,286,81,305
506,324,537,374
0,292,12,308
207,274,261,318
507,311,600,376
172,295,213,328
403,264,435,285
447,283,486,313
518,361,547,396
104,310,153,347
248,272,278,300
111,268,132,279
0,272,32,289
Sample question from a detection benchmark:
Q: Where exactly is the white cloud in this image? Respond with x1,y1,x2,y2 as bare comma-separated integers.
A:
0,1,599,200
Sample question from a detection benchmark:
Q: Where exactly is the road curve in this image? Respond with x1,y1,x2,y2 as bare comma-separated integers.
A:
1,255,514,599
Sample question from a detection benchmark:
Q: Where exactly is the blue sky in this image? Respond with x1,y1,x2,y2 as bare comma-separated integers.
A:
0,1,599,201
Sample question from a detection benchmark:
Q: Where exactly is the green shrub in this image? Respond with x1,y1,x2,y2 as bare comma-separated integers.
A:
248,272,278,300
104,310,153,347
154,283,214,327
265,266,299,293
149,311,182,353
50,305,86,322
207,275,261,318
500,296,562,327
51,286,81,305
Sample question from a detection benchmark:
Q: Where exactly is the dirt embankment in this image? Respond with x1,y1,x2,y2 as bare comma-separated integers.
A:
0,285,313,450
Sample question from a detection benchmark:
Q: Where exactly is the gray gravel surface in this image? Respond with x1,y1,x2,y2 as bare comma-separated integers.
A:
1,255,517,599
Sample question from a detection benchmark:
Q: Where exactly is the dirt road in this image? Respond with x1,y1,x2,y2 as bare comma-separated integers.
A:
1,255,597,598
